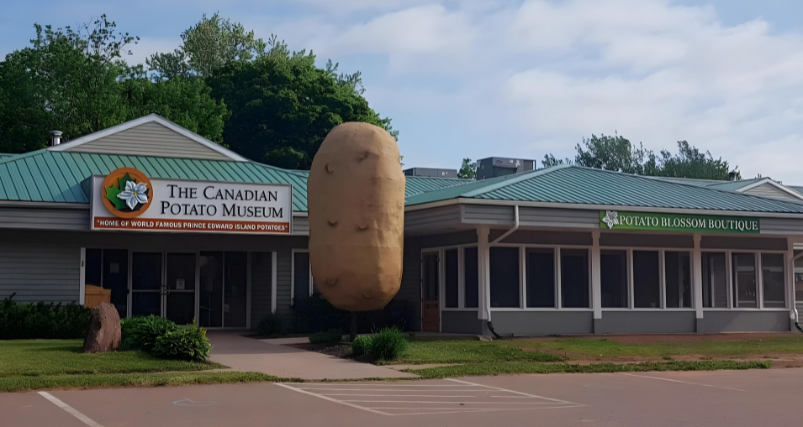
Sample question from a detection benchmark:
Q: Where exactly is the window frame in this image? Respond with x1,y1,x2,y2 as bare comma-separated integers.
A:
701,249,789,311
290,249,314,307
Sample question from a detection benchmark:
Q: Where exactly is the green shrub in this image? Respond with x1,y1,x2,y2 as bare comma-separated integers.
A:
352,335,372,357
152,323,212,361
309,328,343,344
256,313,283,336
120,315,179,352
369,327,408,360
0,294,91,339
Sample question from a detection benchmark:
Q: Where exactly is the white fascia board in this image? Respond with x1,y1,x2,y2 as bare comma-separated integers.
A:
405,197,803,219
736,179,803,202
49,114,249,162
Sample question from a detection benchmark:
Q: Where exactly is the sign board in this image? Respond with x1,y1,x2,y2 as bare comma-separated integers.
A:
600,210,759,234
91,167,292,234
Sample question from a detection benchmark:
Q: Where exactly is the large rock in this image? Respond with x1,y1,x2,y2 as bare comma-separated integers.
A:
308,122,405,311
83,303,121,353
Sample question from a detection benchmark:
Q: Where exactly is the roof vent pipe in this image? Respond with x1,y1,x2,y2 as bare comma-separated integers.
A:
49,130,63,146
728,171,737,181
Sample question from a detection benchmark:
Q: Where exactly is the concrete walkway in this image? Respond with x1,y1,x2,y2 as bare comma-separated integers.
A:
206,331,417,380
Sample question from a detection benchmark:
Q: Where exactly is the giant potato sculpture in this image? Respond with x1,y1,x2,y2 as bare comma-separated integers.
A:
308,122,405,311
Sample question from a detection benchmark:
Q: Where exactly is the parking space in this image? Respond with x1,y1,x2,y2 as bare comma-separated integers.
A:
275,378,584,416
7,368,803,426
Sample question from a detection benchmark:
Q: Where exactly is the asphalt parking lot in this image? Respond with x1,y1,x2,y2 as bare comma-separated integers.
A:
5,367,803,426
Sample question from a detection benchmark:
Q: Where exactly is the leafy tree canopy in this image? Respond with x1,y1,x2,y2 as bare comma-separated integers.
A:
457,158,477,179
546,134,739,180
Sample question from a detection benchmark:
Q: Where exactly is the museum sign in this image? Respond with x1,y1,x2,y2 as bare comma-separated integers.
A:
90,167,292,234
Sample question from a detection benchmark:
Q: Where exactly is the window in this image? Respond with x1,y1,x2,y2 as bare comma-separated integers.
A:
464,247,479,308
293,252,311,306
103,249,129,318
633,251,660,308
85,249,102,287
601,250,628,308
732,253,757,308
225,252,248,327
526,248,555,308
702,252,728,308
561,249,589,308
199,252,224,327
665,251,691,308
489,247,520,308
762,253,785,308
444,249,459,308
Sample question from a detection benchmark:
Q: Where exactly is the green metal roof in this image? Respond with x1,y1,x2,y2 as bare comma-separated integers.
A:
0,150,310,211
286,169,473,199
405,165,803,214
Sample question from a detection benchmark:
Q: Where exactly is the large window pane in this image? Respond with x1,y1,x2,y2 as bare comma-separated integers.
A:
225,252,248,328
601,250,628,308
293,252,310,306
762,253,785,308
526,248,555,307
633,251,660,308
85,249,102,287
444,249,459,308
490,247,520,308
665,251,691,308
561,249,589,308
464,247,479,308
702,252,727,308
732,253,757,308
103,249,129,318
199,252,224,328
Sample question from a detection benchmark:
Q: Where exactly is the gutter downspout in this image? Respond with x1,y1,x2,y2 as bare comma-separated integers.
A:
487,206,520,339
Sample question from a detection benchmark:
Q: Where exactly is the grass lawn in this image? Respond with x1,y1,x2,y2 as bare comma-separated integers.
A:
0,339,277,392
378,340,563,365
520,336,803,359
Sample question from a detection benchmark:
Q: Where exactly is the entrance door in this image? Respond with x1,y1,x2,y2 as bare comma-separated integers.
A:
165,253,197,324
422,252,440,332
131,252,162,317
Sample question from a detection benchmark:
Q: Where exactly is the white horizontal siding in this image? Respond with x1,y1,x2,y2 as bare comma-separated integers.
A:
0,245,79,304
0,207,89,231
744,183,801,202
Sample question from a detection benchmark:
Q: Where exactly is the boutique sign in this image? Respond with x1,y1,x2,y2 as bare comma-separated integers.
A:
600,210,760,234
90,168,292,234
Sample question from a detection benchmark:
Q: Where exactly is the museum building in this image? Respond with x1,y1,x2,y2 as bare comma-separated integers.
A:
2,114,803,335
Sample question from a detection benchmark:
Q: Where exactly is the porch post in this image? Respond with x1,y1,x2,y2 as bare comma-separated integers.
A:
693,233,704,333
788,239,796,332
591,231,601,333
477,227,491,321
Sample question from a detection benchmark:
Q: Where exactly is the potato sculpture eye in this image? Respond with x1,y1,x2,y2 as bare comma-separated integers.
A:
307,122,405,311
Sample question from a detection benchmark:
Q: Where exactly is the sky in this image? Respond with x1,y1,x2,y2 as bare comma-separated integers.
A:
2,0,803,182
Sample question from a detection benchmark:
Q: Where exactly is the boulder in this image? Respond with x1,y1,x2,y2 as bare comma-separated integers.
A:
83,303,121,353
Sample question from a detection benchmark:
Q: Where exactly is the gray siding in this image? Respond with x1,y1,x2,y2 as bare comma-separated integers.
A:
519,207,599,228
405,205,463,235
463,205,514,224
761,218,803,235
421,231,478,248
64,122,233,161
744,183,801,201
0,243,80,303
442,311,482,334
595,311,696,334
698,311,789,333
701,236,787,250
0,206,89,231
293,216,309,235
250,252,273,328
600,233,694,248
491,311,594,335
496,230,592,245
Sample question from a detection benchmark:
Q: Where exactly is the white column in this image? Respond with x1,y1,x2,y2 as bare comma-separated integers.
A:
477,227,491,321
591,231,601,320
693,234,704,322
79,248,86,306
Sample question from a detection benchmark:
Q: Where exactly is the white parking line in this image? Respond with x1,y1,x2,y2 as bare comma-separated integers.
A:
275,379,584,416
38,392,105,427
620,373,747,392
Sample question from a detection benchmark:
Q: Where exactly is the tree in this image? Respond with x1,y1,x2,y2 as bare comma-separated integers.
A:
542,153,572,167
207,58,397,169
457,158,476,179
545,135,739,180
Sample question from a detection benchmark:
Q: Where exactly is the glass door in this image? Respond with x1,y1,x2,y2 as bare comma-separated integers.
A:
131,253,162,317
199,251,249,328
165,253,197,325
199,252,224,328
421,252,440,332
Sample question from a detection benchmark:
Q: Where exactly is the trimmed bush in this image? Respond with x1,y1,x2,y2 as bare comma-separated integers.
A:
152,323,212,361
0,294,91,339
369,327,408,360
256,313,282,336
309,328,343,344
352,335,372,357
120,315,180,352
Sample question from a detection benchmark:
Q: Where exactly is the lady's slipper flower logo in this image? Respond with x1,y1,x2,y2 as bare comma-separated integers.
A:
101,168,154,219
